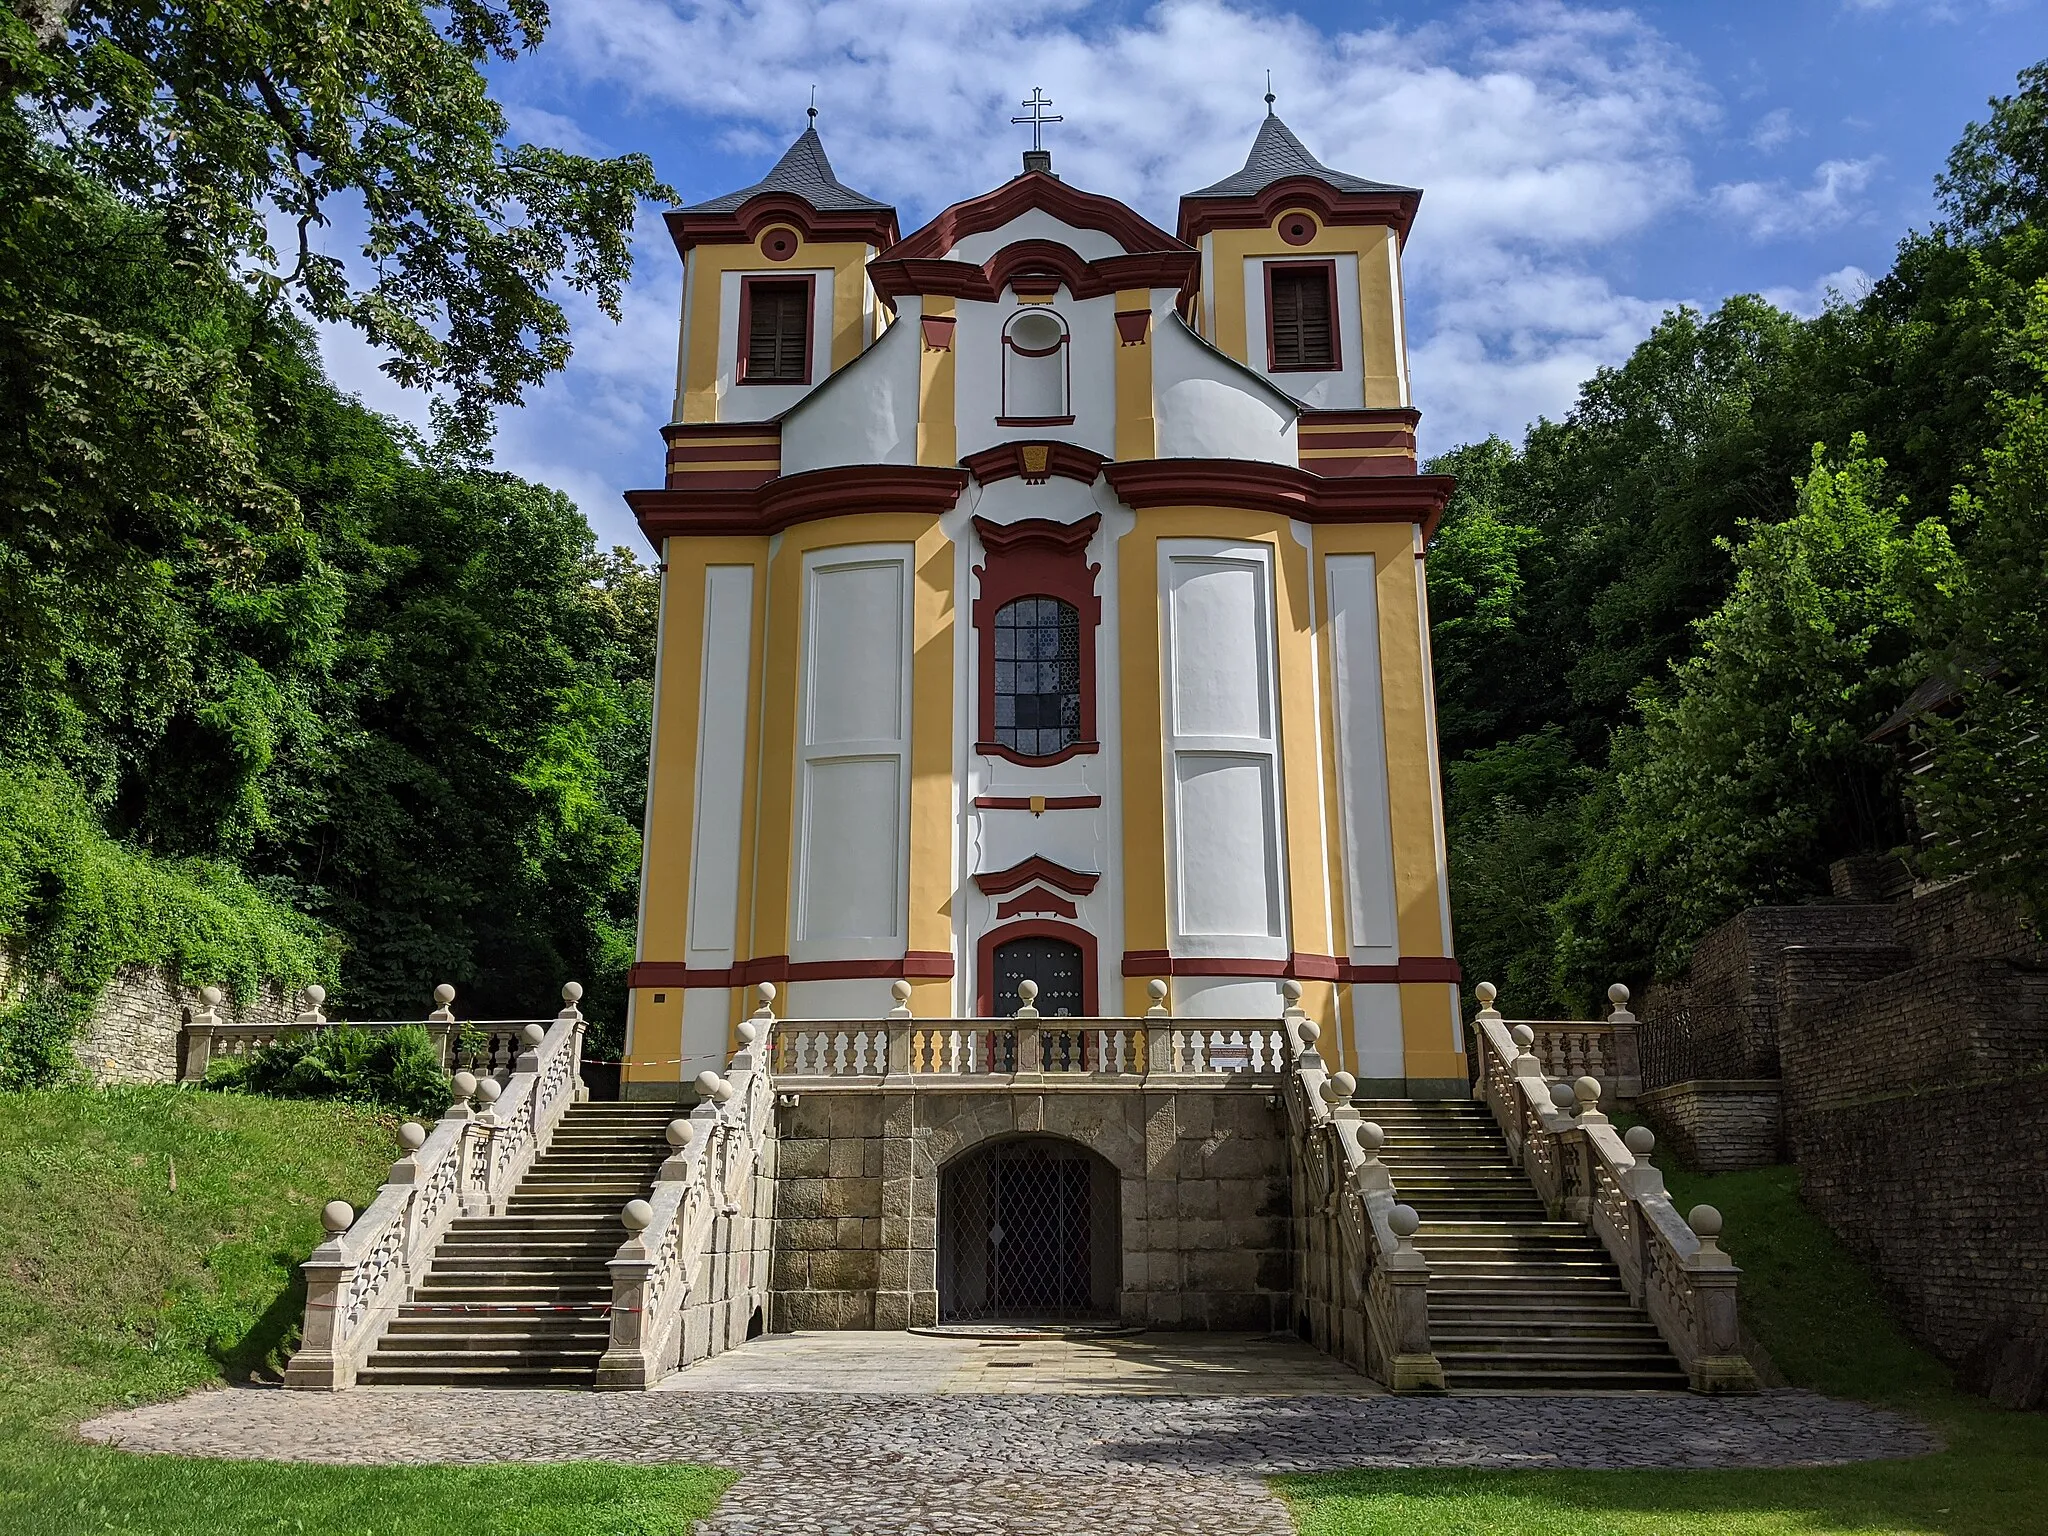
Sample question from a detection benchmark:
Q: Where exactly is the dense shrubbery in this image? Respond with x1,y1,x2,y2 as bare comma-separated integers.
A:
203,1025,450,1119
1433,63,2048,1009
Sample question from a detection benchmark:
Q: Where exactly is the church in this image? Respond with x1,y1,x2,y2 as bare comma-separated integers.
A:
619,97,1463,1100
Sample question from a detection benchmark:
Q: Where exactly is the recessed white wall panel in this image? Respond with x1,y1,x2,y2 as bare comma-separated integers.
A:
1173,755,1281,938
1326,554,1399,959
686,565,756,963
1348,982,1405,1082
1159,541,1288,961
793,545,913,963
1171,976,1286,1020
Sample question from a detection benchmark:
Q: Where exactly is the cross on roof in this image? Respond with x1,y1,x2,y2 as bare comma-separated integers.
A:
1012,87,1062,152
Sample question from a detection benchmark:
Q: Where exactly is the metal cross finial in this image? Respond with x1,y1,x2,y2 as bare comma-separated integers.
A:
1012,86,1062,152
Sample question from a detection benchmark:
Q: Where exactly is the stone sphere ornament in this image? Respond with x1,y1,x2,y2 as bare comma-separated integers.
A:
562,981,584,1004
892,979,913,1004
1147,978,1168,1004
1624,1125,1657,1158
452,1070,478,1100
477,1078,502,1105
322,1200,354,1235
1608,982,1631,1008
1280,977,1303,1004
521,1022,546,1048
737,1019,759,1045
304,984,327,1008
1358,1120,1385,1153
1298,1019,1321,1046
398,1122,427,1152
695,1069,722,1098
1549,1080,1575,1110
434,983,457,1006
712,1077,736,1104
666,1119,695,1149
1388,1204,1420,1239
1330,1071,1357,1103
1511,1024,1536,1050
1574,1076,1602,1108
1476,981,1497,1006
621,1199,653,1233
201,985,224,1008
1688,1204,1724,1238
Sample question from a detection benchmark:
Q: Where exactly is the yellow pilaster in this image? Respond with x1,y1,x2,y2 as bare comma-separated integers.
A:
1113,287,1156,462
906,522,958,1014
1355,228,1404,408
917,296,957,468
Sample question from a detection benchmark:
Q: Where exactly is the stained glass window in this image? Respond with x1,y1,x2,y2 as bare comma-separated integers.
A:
992,596,1081,757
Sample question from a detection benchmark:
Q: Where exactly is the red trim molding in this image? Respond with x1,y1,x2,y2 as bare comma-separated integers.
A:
971,794,1103,812
1177,178,1422,247
1120,952,1462,984
1115,309,1152,346
920,314,957,351
628,951,956,990
976,918,1100,1016
870,242,1198,308
996,888,1079,920
890,175,1186,264
972,514,1102,767
666,193,899,260
629,463,969,545
961,440,1109,488
736,272,816,386
1103,460,1457,540
973,855,1101,898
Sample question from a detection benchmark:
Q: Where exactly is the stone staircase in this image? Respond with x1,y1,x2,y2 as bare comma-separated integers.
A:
1358,1098,1688,1391
357,1103,676,1386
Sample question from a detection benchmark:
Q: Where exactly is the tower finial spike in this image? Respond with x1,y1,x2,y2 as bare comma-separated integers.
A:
1265,70,1276,115
807,84,818,123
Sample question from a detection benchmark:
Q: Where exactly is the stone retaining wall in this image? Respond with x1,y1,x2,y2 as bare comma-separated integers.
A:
767,1083,1292,1332
1634,1080,1783,1172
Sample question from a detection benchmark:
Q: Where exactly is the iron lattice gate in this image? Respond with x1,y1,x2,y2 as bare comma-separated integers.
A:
939,1139,1115,1322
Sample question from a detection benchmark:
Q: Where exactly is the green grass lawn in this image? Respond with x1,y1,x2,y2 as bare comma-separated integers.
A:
0,1087,732,1535
1276,1161,2048,1535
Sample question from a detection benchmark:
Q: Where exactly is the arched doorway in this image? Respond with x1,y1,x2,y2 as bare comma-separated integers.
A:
990,935,1084,1017
938,1137,1119,1322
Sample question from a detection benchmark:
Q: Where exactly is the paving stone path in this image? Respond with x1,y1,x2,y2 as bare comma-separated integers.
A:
81,1335,1937,1536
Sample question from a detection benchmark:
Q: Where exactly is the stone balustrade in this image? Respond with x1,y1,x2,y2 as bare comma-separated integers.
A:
600,986,780,1389
1282,982,1442,1392
178,980,554,1080
282,984,590,1390
771,978,1288,1083
1498,987,1643,1103
1472,982,1757,1393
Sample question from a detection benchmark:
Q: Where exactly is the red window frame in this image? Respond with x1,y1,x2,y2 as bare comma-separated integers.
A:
736,273,816,386
971,514,1101,766
1264,259,1340,373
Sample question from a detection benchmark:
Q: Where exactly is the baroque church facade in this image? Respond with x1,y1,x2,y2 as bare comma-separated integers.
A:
620,108,1464,1100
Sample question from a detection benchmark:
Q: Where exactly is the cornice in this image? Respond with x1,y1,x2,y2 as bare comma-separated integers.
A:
973,855,1102,897
1176,177,1423,247
961,441,1110,489
665,193,899,259
628,462,969,544
1102,459,1457,537
888,173,1188,263
869,241,1198,307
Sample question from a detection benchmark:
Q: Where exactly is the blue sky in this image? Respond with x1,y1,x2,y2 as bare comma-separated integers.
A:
312,1,2046,554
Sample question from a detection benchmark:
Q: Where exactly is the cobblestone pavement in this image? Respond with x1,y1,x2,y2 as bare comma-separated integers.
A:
81,1335,1937,1536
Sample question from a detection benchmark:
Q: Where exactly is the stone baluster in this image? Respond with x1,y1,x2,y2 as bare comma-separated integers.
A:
1682,1203,1753,1390
428,983,457,1068
1606,982,1643,1101
1014,980,1040,1074
1142,979,1171,1075
181,985,223,1081
287,1199,362,1387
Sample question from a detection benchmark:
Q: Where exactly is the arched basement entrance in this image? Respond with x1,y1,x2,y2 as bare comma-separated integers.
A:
938,1136,1120,1323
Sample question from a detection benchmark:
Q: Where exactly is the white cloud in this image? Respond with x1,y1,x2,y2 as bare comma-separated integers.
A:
1760,263,1876,317
503,102,612,158
1748,107,1799,152
1710,155,1882,240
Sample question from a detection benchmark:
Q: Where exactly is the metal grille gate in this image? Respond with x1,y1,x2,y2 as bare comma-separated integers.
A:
938,1140,1113,1322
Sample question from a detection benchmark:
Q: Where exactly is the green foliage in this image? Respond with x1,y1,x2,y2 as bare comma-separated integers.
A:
2,0,672,446
0,1087,732,1532
0,764,334,1088
204,1023,450,1118
1553,439,1950,992
1905,283,2048,924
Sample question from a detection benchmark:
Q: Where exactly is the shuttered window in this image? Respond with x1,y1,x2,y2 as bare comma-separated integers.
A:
742,280,811,383
1268,265,1336,371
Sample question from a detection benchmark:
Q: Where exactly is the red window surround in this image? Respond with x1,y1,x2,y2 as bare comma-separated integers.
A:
972,514,1101,766
736,273,816,385
1264,259,1340,373
976,918,1100,1016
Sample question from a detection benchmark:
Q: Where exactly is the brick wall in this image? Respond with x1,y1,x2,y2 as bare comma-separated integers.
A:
1634,1081,1783,1172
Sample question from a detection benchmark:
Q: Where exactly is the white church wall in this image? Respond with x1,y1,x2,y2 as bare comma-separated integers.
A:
714,267,836,422
1159,540,1289,964
1324,555,1400,963
779,300,922,472
784,977,900,1020
1152,317,1298,464
791,546,913,966
953,292,1117,462
1169,976,1289,1020
1347,982,1406,1086
948,210,1128,264
1240,253,1366,411
685,565,756,972
681,988,733,1078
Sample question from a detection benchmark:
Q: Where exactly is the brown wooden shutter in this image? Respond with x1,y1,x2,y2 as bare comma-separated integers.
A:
1270,268,1334,370
745,282,809,382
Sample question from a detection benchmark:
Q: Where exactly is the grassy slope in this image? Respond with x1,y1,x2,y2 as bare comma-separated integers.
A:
0,1087,730,1534
1278,1162,2048,1536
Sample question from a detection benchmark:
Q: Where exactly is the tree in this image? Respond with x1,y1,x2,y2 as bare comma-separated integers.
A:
1,0,672,443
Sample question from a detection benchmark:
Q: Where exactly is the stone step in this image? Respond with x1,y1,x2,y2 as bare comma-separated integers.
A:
355,1363,601,1387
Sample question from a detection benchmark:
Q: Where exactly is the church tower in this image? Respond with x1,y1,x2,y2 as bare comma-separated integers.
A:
621,108,1462,1098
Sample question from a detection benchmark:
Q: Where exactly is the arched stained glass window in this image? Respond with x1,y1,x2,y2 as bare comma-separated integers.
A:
992,596,1080,757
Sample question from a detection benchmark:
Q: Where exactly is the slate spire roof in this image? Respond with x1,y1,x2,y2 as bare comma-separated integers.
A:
1185,112,1417,199
683,124,892,214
